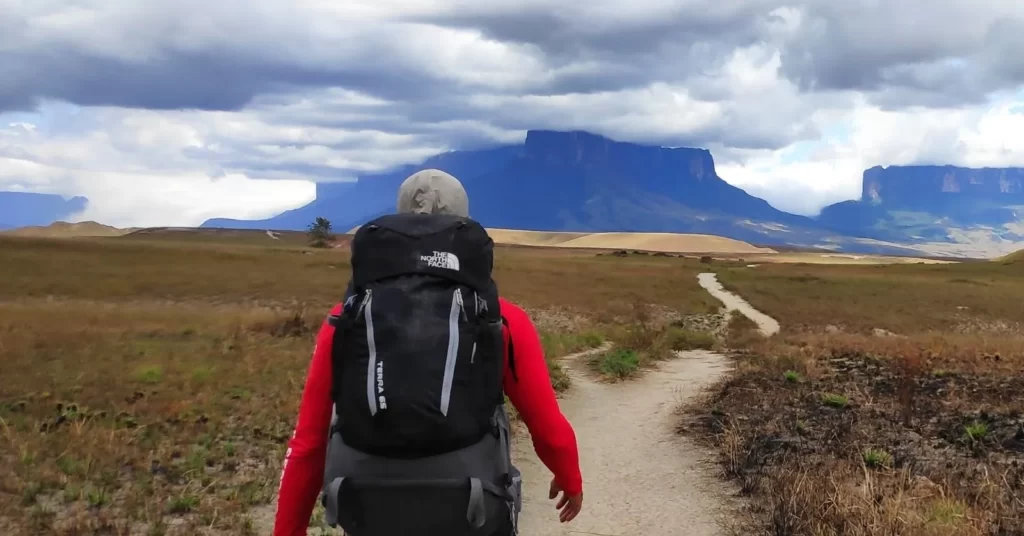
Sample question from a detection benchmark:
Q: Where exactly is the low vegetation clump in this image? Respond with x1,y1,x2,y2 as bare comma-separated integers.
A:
590,301,719,380
595,349,641,380
861,448,893,469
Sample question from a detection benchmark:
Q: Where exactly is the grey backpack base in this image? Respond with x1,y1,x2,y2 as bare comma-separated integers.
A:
321,405,523,536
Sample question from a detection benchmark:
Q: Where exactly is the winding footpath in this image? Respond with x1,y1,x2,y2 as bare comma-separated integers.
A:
698,272,780,337
512,272,780,536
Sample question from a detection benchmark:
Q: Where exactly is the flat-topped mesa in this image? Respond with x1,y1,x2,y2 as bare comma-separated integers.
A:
523,129,717,186
862,165,1024,205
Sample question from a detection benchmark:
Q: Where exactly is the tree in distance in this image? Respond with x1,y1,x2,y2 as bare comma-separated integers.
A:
307,217,334,248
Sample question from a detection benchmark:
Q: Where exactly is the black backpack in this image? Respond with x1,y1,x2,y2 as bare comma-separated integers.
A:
328,212,507,458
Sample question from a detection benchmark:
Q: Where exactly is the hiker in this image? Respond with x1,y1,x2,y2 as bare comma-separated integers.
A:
272,169,584,536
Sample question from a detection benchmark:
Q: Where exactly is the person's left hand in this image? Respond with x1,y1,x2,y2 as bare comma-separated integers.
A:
549,478,583,523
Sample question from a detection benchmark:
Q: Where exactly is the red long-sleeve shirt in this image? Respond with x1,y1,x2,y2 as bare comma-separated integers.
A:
272,297,583,535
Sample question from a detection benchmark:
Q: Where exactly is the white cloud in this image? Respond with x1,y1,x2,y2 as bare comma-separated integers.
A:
0,155,315,228
718,91,1024,215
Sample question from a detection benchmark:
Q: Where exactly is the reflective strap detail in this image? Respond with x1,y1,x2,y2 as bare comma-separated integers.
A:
364,293,378,416
467,477,486,529
440,289,462,416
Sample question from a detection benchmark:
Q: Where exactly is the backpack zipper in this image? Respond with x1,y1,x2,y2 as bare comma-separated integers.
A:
356,289,371,318
361,290,378,416
440,289,464,416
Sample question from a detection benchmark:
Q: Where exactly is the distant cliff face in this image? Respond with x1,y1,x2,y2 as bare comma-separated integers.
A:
464,129,812,235
815,165,1024,249
0,192,88,229
522,130,716,186
862,165,1024,205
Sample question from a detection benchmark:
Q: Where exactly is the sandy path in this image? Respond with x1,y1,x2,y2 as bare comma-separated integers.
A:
697,272,780,336
512,345,737,536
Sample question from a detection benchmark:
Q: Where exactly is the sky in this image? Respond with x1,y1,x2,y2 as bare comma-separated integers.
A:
3,0,1024,227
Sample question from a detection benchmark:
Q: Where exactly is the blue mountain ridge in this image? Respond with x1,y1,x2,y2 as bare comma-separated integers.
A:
0,192,89,230
162,130,1024,256
204,131,840,243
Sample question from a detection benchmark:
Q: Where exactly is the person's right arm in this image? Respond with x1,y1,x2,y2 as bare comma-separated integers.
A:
499,299,583,509
273,304,342,536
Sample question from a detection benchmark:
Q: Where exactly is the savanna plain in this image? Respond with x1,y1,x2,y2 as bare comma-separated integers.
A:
1,230,1023,535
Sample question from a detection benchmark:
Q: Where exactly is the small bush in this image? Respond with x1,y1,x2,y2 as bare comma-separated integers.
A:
862,448,893,469
660,327,716,352
821,393,848,408
168,494,199,514
546,357,571,393
783,370,801,383
596,349,640,380
134,365,163,384
725,310,762,348
964,421,988,442
86,487,110,508
578,331,605,348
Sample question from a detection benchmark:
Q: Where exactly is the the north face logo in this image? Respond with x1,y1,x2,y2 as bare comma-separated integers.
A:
421,251,460,271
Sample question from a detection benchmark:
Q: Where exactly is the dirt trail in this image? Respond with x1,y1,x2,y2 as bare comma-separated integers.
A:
512,344,737,536
697,272,780,336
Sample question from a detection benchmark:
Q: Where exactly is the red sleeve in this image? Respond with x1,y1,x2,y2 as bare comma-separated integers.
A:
499,298,583,496
273,303,342,536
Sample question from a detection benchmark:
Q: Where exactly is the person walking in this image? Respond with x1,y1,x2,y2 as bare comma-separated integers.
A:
272,169,583,535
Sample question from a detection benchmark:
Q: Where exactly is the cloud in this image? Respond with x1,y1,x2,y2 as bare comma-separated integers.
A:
718,91,1024,216
1,0,1023,226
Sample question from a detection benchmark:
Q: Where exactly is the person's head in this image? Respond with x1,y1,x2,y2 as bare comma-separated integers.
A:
396,169,469,217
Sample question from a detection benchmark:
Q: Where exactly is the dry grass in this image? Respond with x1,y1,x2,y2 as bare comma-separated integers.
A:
682,260,1024,535
0,235,720,314
0,233,716,534
713,261,1024,335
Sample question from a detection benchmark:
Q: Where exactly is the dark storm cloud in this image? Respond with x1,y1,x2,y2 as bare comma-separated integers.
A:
411,6,765,58
4,1,1022,120
776,2,1024,104
0,45,473,114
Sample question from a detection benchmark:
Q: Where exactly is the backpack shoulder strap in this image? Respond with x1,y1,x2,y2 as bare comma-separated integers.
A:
501,316,517,383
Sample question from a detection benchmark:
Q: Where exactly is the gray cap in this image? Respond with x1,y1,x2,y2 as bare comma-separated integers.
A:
396,169,469,217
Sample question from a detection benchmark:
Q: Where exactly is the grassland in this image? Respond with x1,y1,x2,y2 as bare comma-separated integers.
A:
5,229,1023,535
0,232,719,534
683,259,1024,535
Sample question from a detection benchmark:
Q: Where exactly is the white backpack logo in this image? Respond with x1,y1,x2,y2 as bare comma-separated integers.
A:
421,251,460,271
